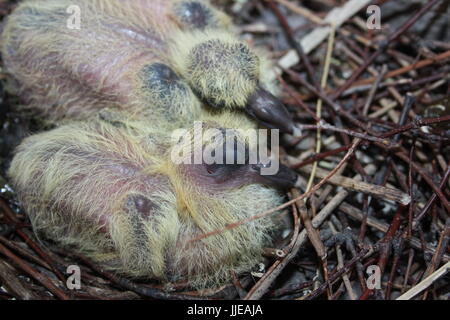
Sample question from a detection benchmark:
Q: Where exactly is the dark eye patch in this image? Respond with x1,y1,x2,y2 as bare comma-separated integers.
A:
174,1,216,30
203,137,249,180
141,63,187,99
123,193,157,247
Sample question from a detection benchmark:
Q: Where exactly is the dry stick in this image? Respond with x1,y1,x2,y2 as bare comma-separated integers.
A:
297,164,411,205
385,236,404,299
359,205,406,300
245,189,351,300
422,220,450,281
396,261,450,300
243,141,362,300
332,0,443,99
334,212,368,292
273,0,324,25
0,236,51,270
350,50,450,88
358,94,413,243
76,256,201,300
246,203,300,300
339,202,450,262
394,151,450,214
290,144,351,169
279,76,320,122
402,249,415,293
267,0,317,86
278,84,389,145
346,72,449,99
285,68,373,134
303,66,332,296
298,122,389,144
188,139,362,244
328,221,357,300
421,220,450,299
282,201,301,256
269,280,314,298
0,242,69,300
414,166,450,226
0,199,67,283
407,142,416,238
277,0,372,70
293,192,331,298
0,259,38,300
362,65,388,116
381,114,450,138
305,25,336,200
304,247,372,300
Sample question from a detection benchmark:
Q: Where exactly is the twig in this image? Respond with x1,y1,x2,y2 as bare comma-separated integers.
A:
414,166,450,225
273,0,324,25
77,256,201,300
296,164,411,205
0,242,69,300
362,65,388,116
396,261,450,300
394,151,450,214
339,202,450,262
267,0,317,86
0,260,38,300
304,247,372,300
244,156,363,300
359,205,406,299
277,0,372,70
333,0,443,99
349,50,450,88
305,25,336,199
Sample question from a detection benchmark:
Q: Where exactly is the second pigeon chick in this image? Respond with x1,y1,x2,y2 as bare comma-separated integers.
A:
1,0,295,132
8,112,296,289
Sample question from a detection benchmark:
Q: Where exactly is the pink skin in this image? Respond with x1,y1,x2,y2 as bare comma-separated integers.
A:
3,0,184,114
15,125,172,236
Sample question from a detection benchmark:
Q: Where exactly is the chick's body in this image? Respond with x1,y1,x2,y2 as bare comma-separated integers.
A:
8,114,284,288
2,0,279,128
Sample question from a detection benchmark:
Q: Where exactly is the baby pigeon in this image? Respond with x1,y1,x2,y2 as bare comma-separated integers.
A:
1,0,295,132
8,112,297,289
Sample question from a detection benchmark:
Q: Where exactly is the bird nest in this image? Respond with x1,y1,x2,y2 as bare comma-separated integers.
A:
0,0,449,300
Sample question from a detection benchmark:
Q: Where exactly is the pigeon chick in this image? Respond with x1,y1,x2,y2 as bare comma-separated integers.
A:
1,0,295,132
8,112,297,289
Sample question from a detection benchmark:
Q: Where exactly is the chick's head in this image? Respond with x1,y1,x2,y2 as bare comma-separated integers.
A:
153,113,297,286
161,112,297,224
170,30,295,134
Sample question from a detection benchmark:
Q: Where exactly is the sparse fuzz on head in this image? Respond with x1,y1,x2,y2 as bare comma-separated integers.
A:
170,30,261,109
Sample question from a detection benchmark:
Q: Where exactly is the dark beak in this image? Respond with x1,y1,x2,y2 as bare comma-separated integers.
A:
251,162,298,190
246,86,295,134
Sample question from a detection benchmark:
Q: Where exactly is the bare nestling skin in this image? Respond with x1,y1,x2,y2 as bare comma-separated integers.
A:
8,112,296,288
1,0,295,132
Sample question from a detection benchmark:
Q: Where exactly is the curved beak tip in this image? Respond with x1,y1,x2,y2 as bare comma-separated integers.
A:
256,163,298,190
246,87,295,134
